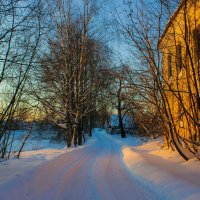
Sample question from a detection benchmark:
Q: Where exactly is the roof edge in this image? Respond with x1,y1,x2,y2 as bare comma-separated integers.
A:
158,0,185,47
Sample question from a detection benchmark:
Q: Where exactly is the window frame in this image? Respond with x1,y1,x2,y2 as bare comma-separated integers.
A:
167,52,172,79
176,44,182,73
193,28,200,62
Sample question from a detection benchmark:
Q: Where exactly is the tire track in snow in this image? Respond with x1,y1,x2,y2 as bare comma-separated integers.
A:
91,131,160,200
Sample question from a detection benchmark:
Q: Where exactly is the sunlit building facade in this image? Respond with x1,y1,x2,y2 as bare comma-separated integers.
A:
159,0,200,144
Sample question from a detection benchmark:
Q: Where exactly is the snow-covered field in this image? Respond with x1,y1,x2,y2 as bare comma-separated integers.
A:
0,128,200,200
8,130,66,152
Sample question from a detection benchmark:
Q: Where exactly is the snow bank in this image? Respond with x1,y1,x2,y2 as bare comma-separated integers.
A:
123,138,200,200
0,134,95,188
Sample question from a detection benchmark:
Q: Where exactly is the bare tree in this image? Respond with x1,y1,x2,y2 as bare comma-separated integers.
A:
103,66,136,138
114,0,200,160
32,0,111,147
0,0,44,159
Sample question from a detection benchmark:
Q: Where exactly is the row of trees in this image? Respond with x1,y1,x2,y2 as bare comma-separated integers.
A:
33,0,112,147
0,0,113,158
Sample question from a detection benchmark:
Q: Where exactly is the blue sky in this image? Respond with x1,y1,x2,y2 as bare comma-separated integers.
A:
98,0,180,67
96,0,133,65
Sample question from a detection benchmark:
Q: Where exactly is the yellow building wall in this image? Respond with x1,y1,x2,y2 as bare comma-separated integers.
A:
160,0,200,142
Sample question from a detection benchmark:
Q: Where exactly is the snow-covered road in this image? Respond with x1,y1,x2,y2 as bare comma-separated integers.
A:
0,129,160,200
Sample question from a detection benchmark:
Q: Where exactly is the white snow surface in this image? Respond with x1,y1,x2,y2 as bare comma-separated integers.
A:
0,129,199,200
123,138,200,200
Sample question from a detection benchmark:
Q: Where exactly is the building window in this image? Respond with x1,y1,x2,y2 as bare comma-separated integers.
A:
178,97,184,122
193,29,200,61
168,53,172,78
176,44,182,73
194,93,200,111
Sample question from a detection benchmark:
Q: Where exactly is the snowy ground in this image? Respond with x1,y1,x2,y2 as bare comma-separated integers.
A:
0,129,200,200
8,130,66,152
123,138,200,200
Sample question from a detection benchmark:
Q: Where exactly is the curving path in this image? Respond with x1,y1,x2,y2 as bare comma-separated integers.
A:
0,129,160,200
